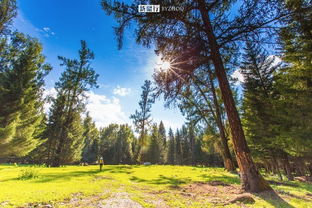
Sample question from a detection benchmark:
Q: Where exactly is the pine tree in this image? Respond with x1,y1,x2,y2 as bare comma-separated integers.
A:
240,40,295,179
81,112,99,164
167,128,175,165
158,121,166,163
0,0,16,35
241,40,280,155
98,124,119,164
188,124,196,165
146,124,162,164
46,40,98,166
180,125,190,165
98,124,134,164
175,129,183,165
0,32,51,157
113,124,134,164
278,0,312,157
130,80,154,162
158,121,166,147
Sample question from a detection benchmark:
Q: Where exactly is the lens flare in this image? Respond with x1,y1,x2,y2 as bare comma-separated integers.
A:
160,61,171,70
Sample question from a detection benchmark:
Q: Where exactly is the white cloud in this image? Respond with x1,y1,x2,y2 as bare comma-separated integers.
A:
113,86,131,96
43,27,50,32
38,26,56,38
231,69,245,85
42,88,129,128
231,55,282,86
85,91,128,128
268,55,282,66
43,87,57,114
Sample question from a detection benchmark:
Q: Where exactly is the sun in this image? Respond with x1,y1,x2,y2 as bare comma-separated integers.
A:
160,61,171,70
156,56,172,72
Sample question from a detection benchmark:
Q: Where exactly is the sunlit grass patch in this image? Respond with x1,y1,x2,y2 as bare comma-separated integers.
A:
0,164,311,207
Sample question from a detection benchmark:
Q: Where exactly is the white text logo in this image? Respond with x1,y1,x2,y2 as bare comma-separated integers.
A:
138,5,160,13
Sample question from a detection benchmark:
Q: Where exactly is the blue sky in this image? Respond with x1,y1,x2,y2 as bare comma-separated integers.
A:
13,0,185,130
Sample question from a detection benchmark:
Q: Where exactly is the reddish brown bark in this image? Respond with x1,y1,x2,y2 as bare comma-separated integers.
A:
197,0,272,192
208,72,236,172
281,152,293,181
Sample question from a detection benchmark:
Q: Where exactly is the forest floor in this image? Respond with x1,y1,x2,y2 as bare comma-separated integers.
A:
0,165,311,208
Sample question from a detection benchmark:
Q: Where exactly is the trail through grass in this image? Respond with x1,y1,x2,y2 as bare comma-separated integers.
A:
0,164,311,207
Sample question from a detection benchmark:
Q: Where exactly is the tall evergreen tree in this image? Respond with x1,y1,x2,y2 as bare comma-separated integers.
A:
98,124,135,164
81,112,100,164
0,0,16,35
0,32,51,157
114,124,135,164
167,128,175,165
158,121,166,147
146,124,162,164
175,129,183,165
188,123,196,165
278,0,312,157
98,124,119,164
158,121,166,163
180,125,190,165
46,40,98,166
241,40,279,153
130,80,154,162
240,40,294,179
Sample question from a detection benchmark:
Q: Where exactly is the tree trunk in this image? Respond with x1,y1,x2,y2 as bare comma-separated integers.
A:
208,71,236,172
197,0,271,192
281,152,293,180
272,154,283,181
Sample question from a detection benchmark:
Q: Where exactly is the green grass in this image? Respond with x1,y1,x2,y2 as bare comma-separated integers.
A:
0,164,311,207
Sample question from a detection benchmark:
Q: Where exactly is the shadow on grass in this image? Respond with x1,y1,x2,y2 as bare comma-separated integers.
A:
34,166,135,183
256,191,295,208
268,180,299,187
295,182,312,193
200,173,241,184
130,175,191,188
267,179,312,197
34,169,101,183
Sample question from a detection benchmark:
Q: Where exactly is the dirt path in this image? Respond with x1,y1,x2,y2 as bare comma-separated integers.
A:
99,192,142,208
55,191,143,208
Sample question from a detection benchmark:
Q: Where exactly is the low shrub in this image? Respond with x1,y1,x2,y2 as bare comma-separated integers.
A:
18,168,39,180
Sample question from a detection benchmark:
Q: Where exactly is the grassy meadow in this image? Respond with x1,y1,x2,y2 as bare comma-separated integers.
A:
0,164,311,208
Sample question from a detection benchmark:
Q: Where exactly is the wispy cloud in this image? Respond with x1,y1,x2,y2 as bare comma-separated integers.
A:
13,10,56,39
113,86,131,96
13,9,41,38
37,26,56,38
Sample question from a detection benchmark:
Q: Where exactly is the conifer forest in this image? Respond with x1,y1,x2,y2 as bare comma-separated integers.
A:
0,0,311,207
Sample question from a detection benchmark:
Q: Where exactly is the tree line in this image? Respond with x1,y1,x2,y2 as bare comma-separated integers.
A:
0,0,311,193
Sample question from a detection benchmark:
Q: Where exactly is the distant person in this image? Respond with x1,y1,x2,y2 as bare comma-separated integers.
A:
99,157,104,171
